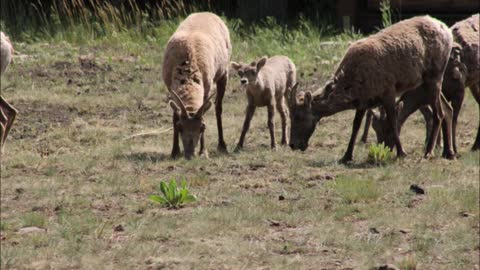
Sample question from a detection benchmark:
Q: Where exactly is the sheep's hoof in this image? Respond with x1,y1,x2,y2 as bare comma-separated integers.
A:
339,156,352,164
423,152,435,159
217,144,228,154
170,151,181,159
200,151,210,159
396,152,407,159
442,151,456,160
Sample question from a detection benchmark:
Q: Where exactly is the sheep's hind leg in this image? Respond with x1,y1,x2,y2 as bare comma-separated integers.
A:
340,109,366,163
267,103,276,150
424,80,444,158
215,74,228,153
170,113,181,159
439,94,455,159
276,97,288,145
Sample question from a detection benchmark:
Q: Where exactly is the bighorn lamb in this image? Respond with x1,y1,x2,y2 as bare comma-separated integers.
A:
162,12,231,159
288,16,453,162
366,14,480,152
0,31,17,153
231,56,296,150
371,92,455,158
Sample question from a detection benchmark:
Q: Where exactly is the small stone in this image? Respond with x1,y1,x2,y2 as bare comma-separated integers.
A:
278,195,285,201
410,184,425,195
113,225,124,232
373,264,400,270
18,227,46,234
369,227,380,234
266,219,281,227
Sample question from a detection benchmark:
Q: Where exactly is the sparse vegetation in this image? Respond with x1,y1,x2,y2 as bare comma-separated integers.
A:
0,9,478,270
367,143,395,165
149,179,196,208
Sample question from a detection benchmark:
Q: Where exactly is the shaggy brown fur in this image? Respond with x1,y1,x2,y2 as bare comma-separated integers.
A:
289,16,453,162
0,31,17,153
367,14,480,152
231,56,296,150
162,12,232,159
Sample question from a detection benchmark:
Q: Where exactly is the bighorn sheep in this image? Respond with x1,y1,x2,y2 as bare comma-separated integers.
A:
231,56,296,150
0,31,17,153
368,14,480,152
162,12,231,159
288,16,453,162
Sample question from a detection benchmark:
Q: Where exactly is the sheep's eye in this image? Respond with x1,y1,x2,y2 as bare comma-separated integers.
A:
248,70,255,75
238,71,244,76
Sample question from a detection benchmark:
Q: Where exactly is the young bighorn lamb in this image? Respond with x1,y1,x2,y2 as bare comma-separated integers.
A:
162,12,231,159
371,92,455,158
0,31,17,153
288,16,453,162
231,56,296,150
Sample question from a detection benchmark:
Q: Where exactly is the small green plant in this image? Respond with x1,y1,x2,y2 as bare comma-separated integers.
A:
367,143,394,165
149,179,196,208
379,0,393,29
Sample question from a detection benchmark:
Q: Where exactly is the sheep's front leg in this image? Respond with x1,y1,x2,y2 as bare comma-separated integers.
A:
360,110,373,143
267,103,276,150
340,109,366,163
199,133,208,158
170,113,181,159
384,96,407,158
0,97,17,153
440,96,455,159
276,97,288,145
469,83,480,151
235,102,256,151
215,74,228,153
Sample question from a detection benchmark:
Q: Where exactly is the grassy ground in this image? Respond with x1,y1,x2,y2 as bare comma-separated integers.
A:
1,18,479,270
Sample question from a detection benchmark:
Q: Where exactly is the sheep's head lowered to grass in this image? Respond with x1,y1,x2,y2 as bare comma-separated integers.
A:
168,89,214,159
288,83,319,151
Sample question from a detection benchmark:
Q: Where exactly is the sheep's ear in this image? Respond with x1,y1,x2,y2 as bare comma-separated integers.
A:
231,62,241,70
304,91,313,110
371,109,381,120
169,100,181,116
195,101,212,119
452,66,462,80
256,56,267,70
396,101,404,116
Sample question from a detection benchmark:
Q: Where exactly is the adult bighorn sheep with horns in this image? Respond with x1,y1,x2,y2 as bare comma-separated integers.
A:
0,31,17,153
288,16,453,162
162,12,231,159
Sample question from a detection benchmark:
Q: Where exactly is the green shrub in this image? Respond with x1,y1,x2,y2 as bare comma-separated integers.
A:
149,179,196,208
367,143,394,165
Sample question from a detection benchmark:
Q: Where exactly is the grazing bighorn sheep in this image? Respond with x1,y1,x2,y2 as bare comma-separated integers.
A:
231,56,296,150
289,16,453,162
0,31,17,153
367,14,480,152
162,12,231,159
369,43,465,154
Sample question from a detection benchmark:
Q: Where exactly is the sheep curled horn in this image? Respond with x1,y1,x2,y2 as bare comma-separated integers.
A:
168,89,216,119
